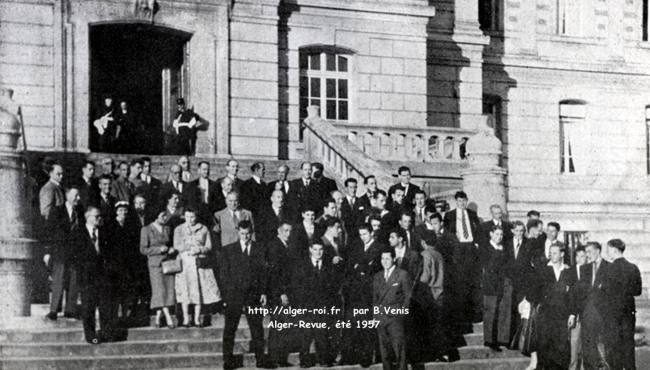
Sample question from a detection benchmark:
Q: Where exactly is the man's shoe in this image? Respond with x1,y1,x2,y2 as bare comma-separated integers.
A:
63,312,77,319
45,312,57,321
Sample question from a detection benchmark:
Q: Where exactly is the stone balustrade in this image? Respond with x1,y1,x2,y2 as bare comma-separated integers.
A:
338,124,474,163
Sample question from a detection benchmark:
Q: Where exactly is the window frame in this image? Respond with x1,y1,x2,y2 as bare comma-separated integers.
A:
559,100,587,174
557,0,583,37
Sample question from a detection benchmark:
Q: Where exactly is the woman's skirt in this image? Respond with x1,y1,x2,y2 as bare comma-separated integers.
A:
175,253,221,305
148,266,176,309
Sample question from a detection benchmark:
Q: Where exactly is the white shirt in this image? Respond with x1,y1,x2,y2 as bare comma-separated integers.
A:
199,178,209,203
86,225,99,253
66,203,74,219
395,246,406,259
544,239,558,259
272,206,281,217
490,241,503,251
548,261,567,281
252,175,261,184
384,265,395,281
347,195,356,206
455,208,474,242
513,238,522,259
172,180,182,193
311,258,321,269
304,222,314,237
240,240,250,255
364,240,374,252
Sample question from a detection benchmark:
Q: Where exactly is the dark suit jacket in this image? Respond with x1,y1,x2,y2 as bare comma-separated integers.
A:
373,267,412,319
290,257,337,308
140,175,162,208
479,244,511,296
266,237,295,303
572,260,611,317
387,182,421,207
479,220,513,247
345,239,382,305
219,241,267,306
217,176,244,193
288,222,316,258
91,193,116,218
314,176,338,201
340,196,367,232
505,237,535,300
186,179,221,216
605,258,642,317
267,180,290,198
287,178,322,221
75,177,98,210
443,208,480,242
256,205,290,245
533,265,576,320
240,177,268,216
47,204,83,263
72,226,116,288
159,180,188,208
394,248,422,284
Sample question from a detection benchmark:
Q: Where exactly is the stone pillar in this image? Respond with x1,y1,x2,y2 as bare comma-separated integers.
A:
0,88,36,317
461,115,507,220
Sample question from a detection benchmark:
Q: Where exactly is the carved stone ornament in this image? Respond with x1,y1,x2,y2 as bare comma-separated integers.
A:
465,115,502,167
0,88,21,151
134,0,159,23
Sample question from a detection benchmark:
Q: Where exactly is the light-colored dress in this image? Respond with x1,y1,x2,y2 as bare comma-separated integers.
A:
173,222,220,304
140,223,175,309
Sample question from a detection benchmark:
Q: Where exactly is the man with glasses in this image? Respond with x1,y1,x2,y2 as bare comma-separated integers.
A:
160,164,187,207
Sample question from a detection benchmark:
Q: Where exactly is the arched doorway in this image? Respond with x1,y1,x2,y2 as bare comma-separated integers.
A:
89,23,191,154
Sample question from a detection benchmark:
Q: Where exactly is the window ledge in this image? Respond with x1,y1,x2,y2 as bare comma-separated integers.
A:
538,35,607,46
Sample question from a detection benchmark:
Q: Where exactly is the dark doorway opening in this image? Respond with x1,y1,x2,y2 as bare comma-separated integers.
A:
89,23,190,154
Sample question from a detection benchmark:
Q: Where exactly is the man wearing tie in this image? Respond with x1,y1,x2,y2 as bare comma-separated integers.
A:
159,164,186,206
44,187,83,320
569,242,611,370
569,245,587,370
140,157,161,208
76,160,98,211
387,166,421,209
211,192,254,249
92,175,116,218
373,247,412,370
217,159,244,192
73,207,116,344
287,162,321,222
398,212,421,253
186,161,220,225
257,190,289,245
240,162,267,217
220,221,267,369
479,205,512,247
340,178,366,236
39,162,65,220
412,190,428,227
443,191,481,323
504,221,535,341
268,164,290,198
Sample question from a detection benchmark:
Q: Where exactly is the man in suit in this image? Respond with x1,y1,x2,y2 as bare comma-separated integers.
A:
92,174,116,218
443,191,481,323
177,156,193,182
76,160,98,211
44,187,83,320
569,245,587,370
288,205,317,259
211,191,254,249
398,211,421,252
287,162,321,222
358,175,381,210
389,228,421,284
340,178,366,236
312,162,338,202
416,233,446,362
266,220,295,368
132,194,155,228
256,190,290,246
99,157,116,179
478,204,512,247
290,242,338,367
217,159,244,192
140,157,161,208
267,164,290,198
411,190,429,227
213,176,234,212
315,198,338,240
340,223,382,366
39,162,65,220
604,239,642,370
159,164,186,207
387,166,421,209
373,247,412,370
186,161,221,225
569,242,611,370
504,221,535,340
544,222,564,263
110,161,131,203
388,188,410,214
220,221,267,369
240,162,267,217
73,207,116,344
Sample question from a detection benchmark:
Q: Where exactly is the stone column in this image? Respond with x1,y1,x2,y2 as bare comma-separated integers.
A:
461,115,507,220
0,88,36,317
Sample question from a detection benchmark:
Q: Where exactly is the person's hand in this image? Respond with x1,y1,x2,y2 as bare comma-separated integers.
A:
333,256,343,265
567,315,576,329
43,254,50,266
260,294,267,306
168,248,175,254
160,246,168,253
190,247,200,255
280,294,289,306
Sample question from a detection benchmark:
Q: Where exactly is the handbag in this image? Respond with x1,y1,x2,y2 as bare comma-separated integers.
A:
162,257,182,274
195,254,211,269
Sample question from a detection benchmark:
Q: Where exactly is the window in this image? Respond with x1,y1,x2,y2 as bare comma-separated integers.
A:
559,101,587,173
644,0,649,41
479,0,501,32
483,95,503,142
299,49,350,123
557,0,582,36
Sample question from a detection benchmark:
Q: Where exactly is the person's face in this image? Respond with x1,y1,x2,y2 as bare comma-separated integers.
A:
375,194,386,210
82,164,95,179
429,217,442,233
393,190,404,204
170,166,181,182
177,103,185,112
155,212,167,225
99,179,111,194
399,215,412,230
512,225,525,240
178,157,189,171
388,233,402,248
380,252,394,270
120,101,127,110
414,193,426,208
168,194,179,208
131,163,142,177
221,177,233,193
301,164,312,179
102,161,113,174
528,214,540,221
585,246,600,263
399,170,411,184
547,226,559,240
185,211,197,226
324,202,337,217
142,161,151,175
277,166,288,181
50,165,64,183
239,227,252,244
271,191,284,207
332,192,344,207
199,163,210,179
227,160,239,176
302,210,315,223
359,228,372,244
575,250,587,266
491,207,503,221
330,223,342,237
346,181,358,197
549,246,563,264
366,177,377,191
134,197,146,211
312,165,322,178
255,164,265,178
226,194,239,210
118,164,128,178
490,229,504,244
529,226,540,238
455,197,468,209
116,207,128,220
104,98,113,107
278,224,292,242
370,220,381,232
87,211,102,227
310,244,324,260
67,189,80,206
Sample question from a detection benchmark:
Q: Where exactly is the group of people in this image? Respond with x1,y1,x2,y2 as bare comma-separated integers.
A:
36,155,642,370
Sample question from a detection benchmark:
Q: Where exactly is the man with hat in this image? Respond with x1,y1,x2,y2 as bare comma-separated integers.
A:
172,98,198,155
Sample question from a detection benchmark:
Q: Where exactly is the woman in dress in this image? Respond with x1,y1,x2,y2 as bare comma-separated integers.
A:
140,211,176,328
173,208,220,327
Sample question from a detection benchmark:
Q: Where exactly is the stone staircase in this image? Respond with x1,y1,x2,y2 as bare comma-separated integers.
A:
1,304,650,370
